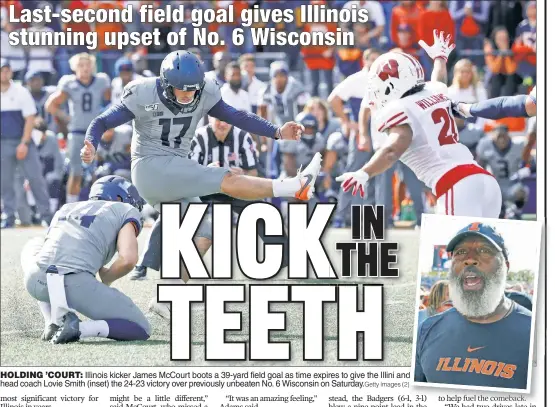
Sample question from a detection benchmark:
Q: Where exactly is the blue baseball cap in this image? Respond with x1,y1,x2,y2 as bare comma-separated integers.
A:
115,57,134,74
0,58,10,69
446,222,508,261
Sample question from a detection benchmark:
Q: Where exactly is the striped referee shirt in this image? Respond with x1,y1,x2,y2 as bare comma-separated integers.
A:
189,124,258,170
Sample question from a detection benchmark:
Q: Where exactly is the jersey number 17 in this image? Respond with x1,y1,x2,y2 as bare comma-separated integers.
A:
159,117,193,148
432,107,459,146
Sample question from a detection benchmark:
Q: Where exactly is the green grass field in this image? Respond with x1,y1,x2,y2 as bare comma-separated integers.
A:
1,227,419,367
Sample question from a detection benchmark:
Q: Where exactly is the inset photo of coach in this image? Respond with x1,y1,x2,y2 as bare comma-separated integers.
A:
412,215,542,393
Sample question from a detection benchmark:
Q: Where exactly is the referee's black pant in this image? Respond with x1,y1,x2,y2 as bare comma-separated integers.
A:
200,193,289,270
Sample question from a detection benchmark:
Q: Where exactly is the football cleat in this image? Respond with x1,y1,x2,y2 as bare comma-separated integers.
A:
51,312,81,344
148,298,170,320
129,265,147,281
42,323,59,341
294,152,322,201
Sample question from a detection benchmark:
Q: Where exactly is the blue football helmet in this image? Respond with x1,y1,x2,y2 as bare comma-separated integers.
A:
160,50,205,113
89,175,145,212
296,112,318,137
297,112,318,129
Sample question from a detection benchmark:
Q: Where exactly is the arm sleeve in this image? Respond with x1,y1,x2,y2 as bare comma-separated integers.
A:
57,75,72,93
99,73,111,92
20,87,38,117
469,94,529,119
329,75,355,101
326,132,343,152
448,2,465,21
375,102,411,133
208,99,279,139
85,103,136,150
475,2,490,23
120,206,142,236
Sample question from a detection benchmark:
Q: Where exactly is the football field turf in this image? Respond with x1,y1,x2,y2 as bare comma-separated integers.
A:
1,227,419,367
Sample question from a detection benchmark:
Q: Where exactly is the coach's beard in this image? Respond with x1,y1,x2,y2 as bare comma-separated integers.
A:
449,262,507,318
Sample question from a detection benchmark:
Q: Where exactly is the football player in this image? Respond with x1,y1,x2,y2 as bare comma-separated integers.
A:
476,124,531,219
277,112,326,212
45,53,111,204
337,31,502,218
81,51,321,318
21,176,150,344
95,123,133,180
25,70,63,134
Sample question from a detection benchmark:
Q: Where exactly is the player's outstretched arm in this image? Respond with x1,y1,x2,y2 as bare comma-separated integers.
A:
361,124,412,177
336,125,413,197
430,58,448,84
99,222,139,286
82,103,136,163
208,99,303,141
418,30,455,84
455,93,536,120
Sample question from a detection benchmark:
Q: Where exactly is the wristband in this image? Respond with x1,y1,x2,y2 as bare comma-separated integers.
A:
274,128,282,140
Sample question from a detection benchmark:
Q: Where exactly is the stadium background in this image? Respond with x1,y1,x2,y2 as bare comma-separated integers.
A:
0,0,538,367
0,0,538,228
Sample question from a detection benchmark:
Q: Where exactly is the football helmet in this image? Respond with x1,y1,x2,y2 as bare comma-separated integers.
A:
159,50,205,113
89,175,145,211
366,51,425,110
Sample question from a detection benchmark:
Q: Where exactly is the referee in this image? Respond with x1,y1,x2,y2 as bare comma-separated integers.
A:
414,222,532,390
190,117,289,270
190,116,258,177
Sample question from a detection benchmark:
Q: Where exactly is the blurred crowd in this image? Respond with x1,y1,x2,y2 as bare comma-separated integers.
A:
0,0,538,228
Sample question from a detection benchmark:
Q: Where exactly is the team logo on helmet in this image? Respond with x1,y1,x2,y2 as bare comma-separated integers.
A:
377,59,400,82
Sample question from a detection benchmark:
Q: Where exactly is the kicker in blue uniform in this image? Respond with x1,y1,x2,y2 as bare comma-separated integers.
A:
21,176,151,344
414,222,532,390
81,50,322,320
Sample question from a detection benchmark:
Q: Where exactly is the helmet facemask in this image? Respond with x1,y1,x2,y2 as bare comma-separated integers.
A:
160,73,205,113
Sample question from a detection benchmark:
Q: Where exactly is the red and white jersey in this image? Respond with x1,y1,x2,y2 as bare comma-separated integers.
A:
374,81,478,193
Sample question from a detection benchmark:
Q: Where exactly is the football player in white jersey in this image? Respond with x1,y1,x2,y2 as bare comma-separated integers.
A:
337,31,502,218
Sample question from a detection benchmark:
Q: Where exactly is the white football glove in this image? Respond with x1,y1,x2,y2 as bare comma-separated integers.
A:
336,170,370,198
418,30,456,61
